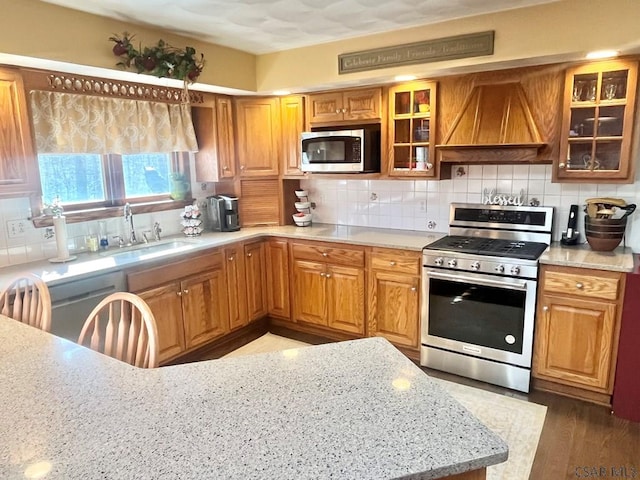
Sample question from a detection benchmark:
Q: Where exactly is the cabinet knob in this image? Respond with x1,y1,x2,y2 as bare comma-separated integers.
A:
389,261,396,266
341,108,347,113
322,252,328,257
176,291,182,297
559,163,566,169
411,287,417,292
543,305,548,312
325,274,332,279
246,252,252,257
223,166,229,171
335,109,340,114
575,282,584,289
320,272,325,277
228,256,234,261
240,165,245,170
183,289,189,294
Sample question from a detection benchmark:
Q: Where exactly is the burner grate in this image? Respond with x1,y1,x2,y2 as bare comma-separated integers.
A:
425,236,548,260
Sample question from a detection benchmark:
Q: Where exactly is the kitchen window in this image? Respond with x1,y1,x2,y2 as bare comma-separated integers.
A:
29,89,198,224
39,152,179,207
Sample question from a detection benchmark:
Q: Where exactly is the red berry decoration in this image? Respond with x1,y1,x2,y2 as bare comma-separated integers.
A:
112,42,128,56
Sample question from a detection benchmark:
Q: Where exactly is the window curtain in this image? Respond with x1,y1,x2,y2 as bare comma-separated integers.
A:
29,91,198,155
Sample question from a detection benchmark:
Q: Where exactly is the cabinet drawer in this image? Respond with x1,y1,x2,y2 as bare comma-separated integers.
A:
370,248,421,275
542,270,620,301
291,242,364,267
128,249,223,292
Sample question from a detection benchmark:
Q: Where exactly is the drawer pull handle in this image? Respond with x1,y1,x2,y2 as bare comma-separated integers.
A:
575,282,584,289
322,252,328,257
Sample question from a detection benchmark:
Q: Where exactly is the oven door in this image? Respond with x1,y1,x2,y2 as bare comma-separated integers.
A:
421,268,537,368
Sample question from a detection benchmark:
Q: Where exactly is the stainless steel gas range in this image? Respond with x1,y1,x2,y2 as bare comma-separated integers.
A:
420,203,554,392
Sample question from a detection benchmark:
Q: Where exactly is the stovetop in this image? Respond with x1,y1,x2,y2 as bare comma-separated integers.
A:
425,235,549,261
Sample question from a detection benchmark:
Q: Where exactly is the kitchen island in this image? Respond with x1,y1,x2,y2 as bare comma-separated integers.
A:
0,316,507,479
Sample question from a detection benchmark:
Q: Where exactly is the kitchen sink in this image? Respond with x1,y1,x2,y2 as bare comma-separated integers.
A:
99,239,199,260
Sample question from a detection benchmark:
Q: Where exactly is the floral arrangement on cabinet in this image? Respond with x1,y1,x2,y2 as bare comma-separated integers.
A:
109,32,205,82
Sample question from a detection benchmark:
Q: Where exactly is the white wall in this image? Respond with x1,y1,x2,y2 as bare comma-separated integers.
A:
300,164,640,252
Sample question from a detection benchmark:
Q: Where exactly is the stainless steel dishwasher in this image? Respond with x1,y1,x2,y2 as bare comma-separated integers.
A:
49,271,127,342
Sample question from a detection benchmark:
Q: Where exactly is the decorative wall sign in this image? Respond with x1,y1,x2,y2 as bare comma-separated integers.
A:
338,31,494,74
482,189,526,206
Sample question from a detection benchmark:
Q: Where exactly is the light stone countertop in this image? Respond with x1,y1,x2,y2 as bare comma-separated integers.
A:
0,317,508,480
0,224,443,288
540,242,635,273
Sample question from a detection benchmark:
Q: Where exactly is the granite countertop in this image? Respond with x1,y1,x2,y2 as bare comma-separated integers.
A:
0,224,442,287
0,317,507,479
540,242,634,272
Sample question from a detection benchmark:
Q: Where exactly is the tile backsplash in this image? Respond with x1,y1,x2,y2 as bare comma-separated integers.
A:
1,163,639,268
300,164,640,252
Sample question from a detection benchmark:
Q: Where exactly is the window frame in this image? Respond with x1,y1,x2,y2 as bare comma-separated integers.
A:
31,152,193,228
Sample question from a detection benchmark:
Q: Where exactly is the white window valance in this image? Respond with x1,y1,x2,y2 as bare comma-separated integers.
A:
29,91,199,155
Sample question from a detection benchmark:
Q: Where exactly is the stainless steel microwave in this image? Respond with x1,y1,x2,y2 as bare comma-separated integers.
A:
300,126,380,173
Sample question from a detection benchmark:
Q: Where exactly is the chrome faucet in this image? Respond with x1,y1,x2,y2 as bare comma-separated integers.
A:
123,203,137,245
153,222,162,241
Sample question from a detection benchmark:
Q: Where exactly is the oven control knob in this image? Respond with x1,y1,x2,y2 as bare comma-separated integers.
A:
510,266,521,275
434,257,444,266
494,264,505,273
448,259,458,268
470,261,481,271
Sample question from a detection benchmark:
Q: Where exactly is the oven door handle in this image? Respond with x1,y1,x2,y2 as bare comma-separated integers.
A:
424,270,529,291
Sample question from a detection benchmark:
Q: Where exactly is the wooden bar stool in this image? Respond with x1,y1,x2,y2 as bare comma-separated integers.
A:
78,292,159,368
0,273,52,332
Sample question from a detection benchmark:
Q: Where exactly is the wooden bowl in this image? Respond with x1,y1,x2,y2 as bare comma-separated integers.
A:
585,235,623,251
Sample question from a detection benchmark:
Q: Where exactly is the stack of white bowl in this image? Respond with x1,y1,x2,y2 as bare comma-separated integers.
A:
293,190,312,226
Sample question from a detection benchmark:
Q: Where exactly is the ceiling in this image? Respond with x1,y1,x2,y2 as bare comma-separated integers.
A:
40,0,561,55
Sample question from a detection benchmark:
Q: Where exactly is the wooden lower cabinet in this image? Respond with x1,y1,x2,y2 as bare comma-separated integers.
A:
266,239,290,319
367,248,421,349
138,283,185,361
182,269,229,349
128,249,229,363
244,241,267,321
224,244,248,331
532,264,625,404
290,241,365,335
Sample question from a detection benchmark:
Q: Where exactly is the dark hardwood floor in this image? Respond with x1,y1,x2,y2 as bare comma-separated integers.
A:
423,368,640,480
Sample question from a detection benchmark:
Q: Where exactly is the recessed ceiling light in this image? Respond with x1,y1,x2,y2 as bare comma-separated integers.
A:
585,50,619,60
273,90,291,95
395,75,417,82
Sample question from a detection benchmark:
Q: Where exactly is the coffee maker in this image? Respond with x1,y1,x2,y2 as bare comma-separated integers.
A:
208,194,240,232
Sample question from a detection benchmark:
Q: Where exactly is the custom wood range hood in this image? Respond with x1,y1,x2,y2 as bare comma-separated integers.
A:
437,81,545,163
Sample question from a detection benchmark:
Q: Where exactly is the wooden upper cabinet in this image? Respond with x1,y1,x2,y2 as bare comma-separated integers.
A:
307,88,381,125
387,80,437,177
192,95,236,182
280,95,306,176
235,97,280,177
0,67,40,197
556,58,638,183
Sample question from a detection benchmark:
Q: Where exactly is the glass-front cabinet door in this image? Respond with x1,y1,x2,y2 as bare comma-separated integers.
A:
388,80,437,177
557,59,638,182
